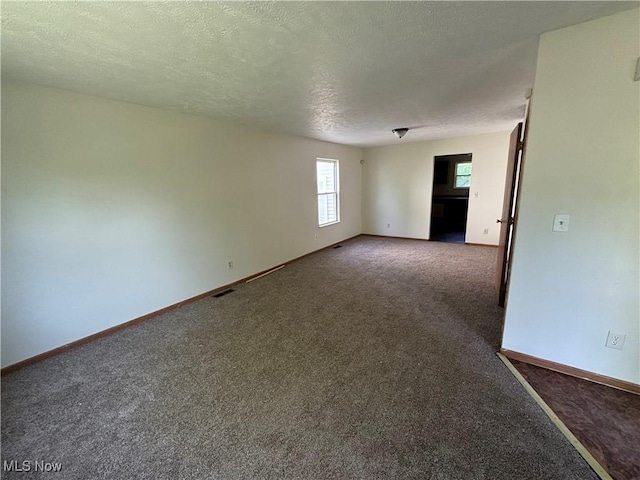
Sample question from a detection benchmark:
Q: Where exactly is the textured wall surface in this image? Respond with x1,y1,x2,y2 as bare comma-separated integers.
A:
1,2,634,146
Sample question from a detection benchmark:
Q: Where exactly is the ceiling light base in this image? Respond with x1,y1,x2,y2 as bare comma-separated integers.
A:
392,128,409,139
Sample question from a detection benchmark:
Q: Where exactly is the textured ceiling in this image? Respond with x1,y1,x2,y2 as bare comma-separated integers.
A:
2,1,637,146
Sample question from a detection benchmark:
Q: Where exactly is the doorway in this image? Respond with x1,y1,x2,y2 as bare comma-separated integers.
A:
430,154,472,244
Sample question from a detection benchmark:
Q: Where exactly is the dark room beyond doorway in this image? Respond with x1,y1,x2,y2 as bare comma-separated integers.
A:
430,153,472,243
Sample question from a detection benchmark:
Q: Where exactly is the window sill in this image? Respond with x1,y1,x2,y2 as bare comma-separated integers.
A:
319,221,340,228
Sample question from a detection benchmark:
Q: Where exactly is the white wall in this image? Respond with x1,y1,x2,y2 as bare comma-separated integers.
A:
502,9,639,384
362,131,512,244
1,81,362,367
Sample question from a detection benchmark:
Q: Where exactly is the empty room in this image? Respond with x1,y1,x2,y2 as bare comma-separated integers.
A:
2,2,639,479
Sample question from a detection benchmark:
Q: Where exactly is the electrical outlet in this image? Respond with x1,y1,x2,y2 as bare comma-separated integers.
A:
227,261,233,270
605,331,626,350
483,228,489,234
387,223,391,228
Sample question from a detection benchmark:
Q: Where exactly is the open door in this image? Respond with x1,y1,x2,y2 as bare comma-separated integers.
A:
496,122,524,307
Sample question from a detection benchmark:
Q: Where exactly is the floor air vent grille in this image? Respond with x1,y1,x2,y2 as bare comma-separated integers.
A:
212,289,235,298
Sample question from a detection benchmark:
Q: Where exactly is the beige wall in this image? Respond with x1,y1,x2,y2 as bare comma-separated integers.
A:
362,131,512,244
1,81,362,367
502,9,639,383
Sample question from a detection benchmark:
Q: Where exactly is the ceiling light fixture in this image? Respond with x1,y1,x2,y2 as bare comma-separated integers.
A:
392,128,409,139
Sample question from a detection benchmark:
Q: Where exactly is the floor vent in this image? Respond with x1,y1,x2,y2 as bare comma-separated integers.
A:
333,245,343,249
212,289,235,298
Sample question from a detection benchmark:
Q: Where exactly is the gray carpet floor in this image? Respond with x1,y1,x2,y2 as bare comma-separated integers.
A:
1,236,597,479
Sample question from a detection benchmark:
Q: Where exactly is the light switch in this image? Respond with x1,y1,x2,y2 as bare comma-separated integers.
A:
552,214,570,232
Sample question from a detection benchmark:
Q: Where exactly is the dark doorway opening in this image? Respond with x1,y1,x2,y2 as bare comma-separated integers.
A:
430,154,472,244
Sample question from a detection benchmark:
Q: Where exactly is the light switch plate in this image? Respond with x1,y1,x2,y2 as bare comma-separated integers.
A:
552,214,570,232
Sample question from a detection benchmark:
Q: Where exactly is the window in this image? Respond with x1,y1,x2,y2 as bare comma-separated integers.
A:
317,159,339,226
454,161,472,188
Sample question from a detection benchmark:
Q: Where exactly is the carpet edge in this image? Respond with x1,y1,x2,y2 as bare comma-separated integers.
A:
496,352,612,480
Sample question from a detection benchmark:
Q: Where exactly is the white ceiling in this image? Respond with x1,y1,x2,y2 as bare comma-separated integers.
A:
2,1,637,147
